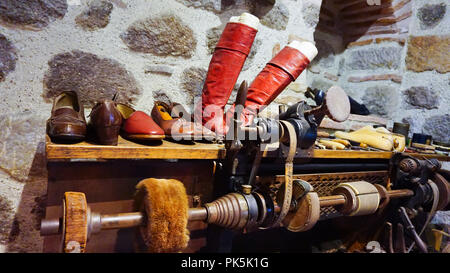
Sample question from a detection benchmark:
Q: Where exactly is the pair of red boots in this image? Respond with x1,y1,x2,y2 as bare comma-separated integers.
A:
195,13,318,136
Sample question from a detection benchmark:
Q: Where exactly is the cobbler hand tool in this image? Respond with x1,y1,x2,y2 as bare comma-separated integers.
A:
225,81,248,157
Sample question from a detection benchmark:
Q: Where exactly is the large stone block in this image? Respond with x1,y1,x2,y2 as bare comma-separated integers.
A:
423,114,450,143
0,33,16,82
346,47,401,70
310,39,335,69
153,90,172,105
0,0,67,29
406,36,450,73
310,78,333,91
302,0,321,28
403,86,439,110
417,3,446,29
43,50,142,107
75,0,113,31
121,15,197,58
206,26,223,55
175,0,221,13
361,85,398,118
180,67,207,107
242,38,261,71
260,1,289,30
0,111,46,182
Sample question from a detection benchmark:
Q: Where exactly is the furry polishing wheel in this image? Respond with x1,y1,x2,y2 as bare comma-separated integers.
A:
134,178,190,253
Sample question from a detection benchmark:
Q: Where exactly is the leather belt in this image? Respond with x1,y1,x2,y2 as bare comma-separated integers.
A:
270,120,296,228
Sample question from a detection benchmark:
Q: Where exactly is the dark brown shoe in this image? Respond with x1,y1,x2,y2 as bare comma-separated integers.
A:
46,91,87,141
89,99,123,145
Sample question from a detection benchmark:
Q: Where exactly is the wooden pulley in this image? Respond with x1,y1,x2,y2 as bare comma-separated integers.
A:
282,192,320,232
332,181,380,216
432,173,450,211
62,192,89,253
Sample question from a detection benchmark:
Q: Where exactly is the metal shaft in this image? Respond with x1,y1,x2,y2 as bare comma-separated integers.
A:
317,189,414,208
41,207,207,236
100,212,143,230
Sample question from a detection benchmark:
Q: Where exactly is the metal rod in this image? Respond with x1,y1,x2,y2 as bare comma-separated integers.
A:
41,207,209,236
319,195,346,207
387,189,414,198
188,207,208,221
317,189,414,208
100,212,143,230
40,218,61,236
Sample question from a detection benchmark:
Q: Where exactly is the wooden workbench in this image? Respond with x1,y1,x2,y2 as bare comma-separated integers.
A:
43,135,449,253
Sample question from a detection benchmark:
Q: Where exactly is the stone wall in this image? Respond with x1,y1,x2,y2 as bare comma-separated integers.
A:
0,0,448,253
309,0,450,143
0,0,322,252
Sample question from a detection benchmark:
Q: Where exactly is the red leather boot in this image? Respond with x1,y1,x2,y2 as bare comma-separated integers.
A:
226,40,318,129
194,12,259,136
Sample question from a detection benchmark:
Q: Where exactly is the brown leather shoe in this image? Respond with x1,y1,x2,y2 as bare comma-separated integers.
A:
89,99,123,145
151,101,215,141
47,91,87,141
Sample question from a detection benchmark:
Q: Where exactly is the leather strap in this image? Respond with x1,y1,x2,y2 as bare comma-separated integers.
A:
270,120,296,228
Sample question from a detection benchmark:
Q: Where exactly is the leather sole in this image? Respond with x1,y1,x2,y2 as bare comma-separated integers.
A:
122,132,165,141
47,122,86,141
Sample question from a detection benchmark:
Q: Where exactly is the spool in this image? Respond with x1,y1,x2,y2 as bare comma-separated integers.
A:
332,181,380,216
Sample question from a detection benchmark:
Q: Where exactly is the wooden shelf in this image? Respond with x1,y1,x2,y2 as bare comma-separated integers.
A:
45,135,226,160
311,149,449,161
46,135,450,161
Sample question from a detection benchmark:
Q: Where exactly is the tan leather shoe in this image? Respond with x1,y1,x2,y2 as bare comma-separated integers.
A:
151,101,215,141
89,99,123,145
46,91,87,141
